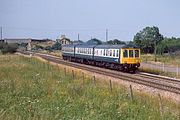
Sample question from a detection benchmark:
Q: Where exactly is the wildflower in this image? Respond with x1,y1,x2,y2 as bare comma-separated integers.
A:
36,73,40,76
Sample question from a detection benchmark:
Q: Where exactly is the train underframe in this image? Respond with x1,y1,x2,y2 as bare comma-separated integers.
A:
62,55,140,73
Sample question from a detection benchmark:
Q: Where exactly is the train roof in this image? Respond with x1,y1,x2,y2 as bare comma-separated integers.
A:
75,44,97,48
95,44,139,49
62,44,139,49
95,45,124,49
62,44,77,48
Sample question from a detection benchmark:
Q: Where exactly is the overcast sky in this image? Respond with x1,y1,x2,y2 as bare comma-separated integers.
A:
0,0,180,41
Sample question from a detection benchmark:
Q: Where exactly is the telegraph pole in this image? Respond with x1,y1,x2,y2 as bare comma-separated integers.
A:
78,33,80,41
106,29,108,42
154,40,157,62
0,27,2,40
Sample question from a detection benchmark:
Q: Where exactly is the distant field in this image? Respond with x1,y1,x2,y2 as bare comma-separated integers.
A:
0,55,179,119
141,54,180,66
37,50,61,57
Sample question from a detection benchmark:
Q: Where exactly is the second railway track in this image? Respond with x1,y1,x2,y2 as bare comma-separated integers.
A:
19,51,180,94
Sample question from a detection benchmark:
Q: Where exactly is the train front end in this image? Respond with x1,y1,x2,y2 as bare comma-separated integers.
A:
120,48,140,71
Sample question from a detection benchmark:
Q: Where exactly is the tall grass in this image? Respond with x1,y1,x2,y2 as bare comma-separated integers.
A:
139,67,180,79
0,55,179,120
141,54,180,66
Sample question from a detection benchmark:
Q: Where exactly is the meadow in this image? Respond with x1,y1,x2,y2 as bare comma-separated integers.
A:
140,54,180,78
0,55,179,120
141,54,180,66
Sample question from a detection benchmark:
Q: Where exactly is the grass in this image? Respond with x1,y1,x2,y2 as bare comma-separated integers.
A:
141,54,180,66
0,55,180,120
36,50,61,57
140,54,180,78
139,67,180,79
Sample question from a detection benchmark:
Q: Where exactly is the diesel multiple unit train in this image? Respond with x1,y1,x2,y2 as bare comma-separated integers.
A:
62,44,140,72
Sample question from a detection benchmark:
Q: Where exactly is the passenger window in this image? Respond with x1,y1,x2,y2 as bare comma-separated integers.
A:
116,50,119,57
100,50,102,55
113,50,115,57
110,50,112,56
123,50,128,58
103,49,105,56
106,50,108,56
135,50,139,57
129,50,134,57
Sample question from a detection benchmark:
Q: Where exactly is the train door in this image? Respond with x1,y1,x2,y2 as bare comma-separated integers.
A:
121,49,129,64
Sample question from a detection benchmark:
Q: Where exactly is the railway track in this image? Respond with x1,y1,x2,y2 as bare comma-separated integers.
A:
19,51,180,94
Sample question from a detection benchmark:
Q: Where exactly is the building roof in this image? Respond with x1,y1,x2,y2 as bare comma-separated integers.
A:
3,38,52,41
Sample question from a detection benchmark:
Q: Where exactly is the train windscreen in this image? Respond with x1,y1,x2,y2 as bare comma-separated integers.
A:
129,50,134,57
135,50,139,57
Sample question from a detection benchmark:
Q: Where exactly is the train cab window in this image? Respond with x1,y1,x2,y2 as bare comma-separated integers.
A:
113,50,115,57
129,50,134,57
135,50,139,57
123,50,128,58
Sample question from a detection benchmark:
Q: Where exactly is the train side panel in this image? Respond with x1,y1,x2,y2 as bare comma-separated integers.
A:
62,44,141,72
93,48,120,63
74,46,94,60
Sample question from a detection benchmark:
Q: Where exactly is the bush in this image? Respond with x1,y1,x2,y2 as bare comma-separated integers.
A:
0,41,6,49
44,46,53,52
0,43,18,54
51,42,61,50
33,45,44,50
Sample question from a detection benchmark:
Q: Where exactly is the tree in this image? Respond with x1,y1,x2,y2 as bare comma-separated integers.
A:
1,43,18,54
0,41,6,50
86,38,102,45
156,37,180,54
107,39,126,45
51,42,61,50
133,26,163,54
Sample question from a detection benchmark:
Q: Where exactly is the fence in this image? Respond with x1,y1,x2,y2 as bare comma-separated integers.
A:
141,62,180,76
